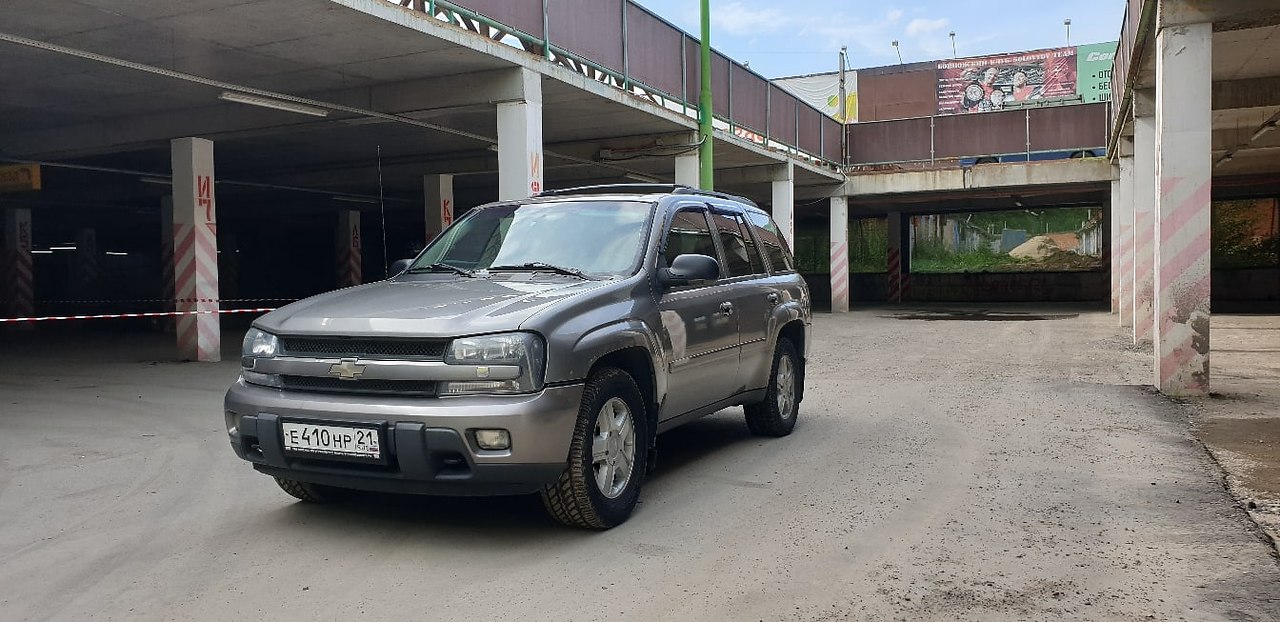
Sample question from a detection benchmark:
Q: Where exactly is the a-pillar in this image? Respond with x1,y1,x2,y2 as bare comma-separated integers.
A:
1153,19,1212,396
1132,89,1156,343
336,211,363,288
1117,153,1134,327
829,196,849,313
2,208,33,323
674,132,700,188
496,69,543,200
771,161,794,248
424,174,454,242
170,137,220,362
887,212,910,303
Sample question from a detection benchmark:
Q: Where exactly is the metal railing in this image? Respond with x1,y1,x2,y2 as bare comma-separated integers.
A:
1109,0,1153,155
387,0,843,167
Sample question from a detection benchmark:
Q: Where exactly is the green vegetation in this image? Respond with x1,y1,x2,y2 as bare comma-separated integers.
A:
1213,199,1280,269
911,238,1030,273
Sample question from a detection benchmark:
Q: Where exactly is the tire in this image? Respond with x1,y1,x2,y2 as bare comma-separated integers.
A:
541,367,649,529
274,477,353,503
745,338,801,437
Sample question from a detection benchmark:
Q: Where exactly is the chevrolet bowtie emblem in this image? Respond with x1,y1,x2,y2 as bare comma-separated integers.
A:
328,359,366,380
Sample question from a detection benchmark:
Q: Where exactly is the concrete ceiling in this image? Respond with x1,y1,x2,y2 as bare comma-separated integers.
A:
0,0,841,214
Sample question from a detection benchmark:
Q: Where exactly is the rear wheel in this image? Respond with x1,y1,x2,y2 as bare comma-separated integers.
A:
745,338,801,437
541,367,648,529
274,477,353,503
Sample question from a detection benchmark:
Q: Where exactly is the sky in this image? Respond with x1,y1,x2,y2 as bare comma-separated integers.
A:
630,0,1127,78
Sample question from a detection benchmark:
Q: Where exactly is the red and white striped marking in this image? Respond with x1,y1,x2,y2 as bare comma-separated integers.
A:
1117,219,1133,327
887,247,904,303
0,307,276,324
830,240,849,311
1132,202,1155,341
173,221,220,361
1156,176,1212,395
3,210,34,323
36,297,294,305
337,211,362,287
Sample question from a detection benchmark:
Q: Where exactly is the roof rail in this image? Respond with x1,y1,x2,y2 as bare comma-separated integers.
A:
535,183,758,207
535,184,683,197
672,186,759,208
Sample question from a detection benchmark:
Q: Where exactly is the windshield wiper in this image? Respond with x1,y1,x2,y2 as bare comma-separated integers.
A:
405,262,475,277
487,262,591,279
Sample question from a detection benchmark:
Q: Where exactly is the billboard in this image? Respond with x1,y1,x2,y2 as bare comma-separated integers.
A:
936,47,1077,114
774,72,858,123
1076,42,1117,103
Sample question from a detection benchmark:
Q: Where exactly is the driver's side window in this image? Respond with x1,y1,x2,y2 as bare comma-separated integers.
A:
663,208,717,268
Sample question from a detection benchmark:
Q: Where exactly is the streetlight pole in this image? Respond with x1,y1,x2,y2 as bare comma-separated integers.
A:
699,0,714,189
949,31,956,58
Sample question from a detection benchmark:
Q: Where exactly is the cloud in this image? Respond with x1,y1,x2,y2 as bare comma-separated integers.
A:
906,17,949,37
710,2,788,36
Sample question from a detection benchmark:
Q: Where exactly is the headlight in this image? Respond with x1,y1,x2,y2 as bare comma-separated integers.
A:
242,328,279,359
443,332,545,395
240,328,281,388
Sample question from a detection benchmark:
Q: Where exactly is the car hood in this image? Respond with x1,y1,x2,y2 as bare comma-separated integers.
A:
254,276,607,337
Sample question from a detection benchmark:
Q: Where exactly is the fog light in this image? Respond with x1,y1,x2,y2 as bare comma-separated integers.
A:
474,429,511,450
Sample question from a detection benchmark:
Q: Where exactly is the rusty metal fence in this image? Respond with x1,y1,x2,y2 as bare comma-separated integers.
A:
846,103,1111,168
388,0,843,166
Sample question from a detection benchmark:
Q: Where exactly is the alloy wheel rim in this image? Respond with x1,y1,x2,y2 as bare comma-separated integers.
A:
776,355,795,420
592,397,636,499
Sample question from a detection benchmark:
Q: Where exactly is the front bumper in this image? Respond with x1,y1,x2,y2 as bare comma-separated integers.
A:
224,379,583,496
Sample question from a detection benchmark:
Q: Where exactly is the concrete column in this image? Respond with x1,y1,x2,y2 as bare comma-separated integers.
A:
1132,89,1157,343
496,69,543,200
171,137,220,362
336,210,363,288
424,174,454,242
1153,20,1212,396
71,228,100,299
829,196,850,313
159,197,175,332
2,208,33,321
1117,155,1134,327
674,152,700,188
1109,165,1121,313
771,161,795,248
887,212,909,303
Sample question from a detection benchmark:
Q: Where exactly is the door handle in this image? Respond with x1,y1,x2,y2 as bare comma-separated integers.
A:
719,301,735,315
766,292,781,305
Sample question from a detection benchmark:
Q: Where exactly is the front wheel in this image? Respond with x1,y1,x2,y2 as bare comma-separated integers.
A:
744,338,801,437
274,477,354,503
541,367,649,529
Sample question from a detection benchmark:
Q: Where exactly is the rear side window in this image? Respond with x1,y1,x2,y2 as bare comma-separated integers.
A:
663,208,717,267
744,212,794,273
712,212,762,277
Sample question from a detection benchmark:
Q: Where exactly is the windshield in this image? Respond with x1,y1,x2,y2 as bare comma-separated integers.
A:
410,200,654,278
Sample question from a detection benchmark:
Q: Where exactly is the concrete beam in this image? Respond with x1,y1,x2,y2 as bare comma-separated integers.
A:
1159,0,1280,31
841,159,1112,197
717,164,797,186
1212,77,1280,111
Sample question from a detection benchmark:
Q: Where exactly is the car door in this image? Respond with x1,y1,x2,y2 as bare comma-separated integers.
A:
656,204,740,420
708,209,772,394
739,210,803,390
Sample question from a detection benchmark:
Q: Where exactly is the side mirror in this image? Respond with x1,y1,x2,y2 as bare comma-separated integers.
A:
389,258,413,275
661,254,720,287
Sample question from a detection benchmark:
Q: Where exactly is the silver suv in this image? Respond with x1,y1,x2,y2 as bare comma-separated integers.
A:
224,184,811,528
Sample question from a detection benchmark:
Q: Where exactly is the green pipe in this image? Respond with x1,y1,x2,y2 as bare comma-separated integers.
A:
698,0,714,189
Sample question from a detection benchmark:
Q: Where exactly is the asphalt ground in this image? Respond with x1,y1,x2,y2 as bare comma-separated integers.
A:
2,307,1278,621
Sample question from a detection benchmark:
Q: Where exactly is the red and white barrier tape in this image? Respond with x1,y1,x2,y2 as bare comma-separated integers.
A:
0,307,277,324
33,297,296,305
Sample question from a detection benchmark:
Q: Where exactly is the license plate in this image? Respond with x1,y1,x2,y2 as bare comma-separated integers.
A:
281,422,381,460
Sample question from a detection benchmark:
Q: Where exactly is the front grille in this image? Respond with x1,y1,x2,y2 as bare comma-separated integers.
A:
280,375,439,397
279,337,448,359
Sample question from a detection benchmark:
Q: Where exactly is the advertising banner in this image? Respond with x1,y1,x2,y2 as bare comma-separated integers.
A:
936,47,1076,114
1076,42,1117,103
774,72,858,123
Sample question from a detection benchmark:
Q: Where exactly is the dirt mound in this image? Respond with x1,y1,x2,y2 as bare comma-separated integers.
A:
1008,235,1059,260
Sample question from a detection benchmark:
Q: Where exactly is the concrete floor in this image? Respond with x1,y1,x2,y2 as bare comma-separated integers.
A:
2,308,1279,621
